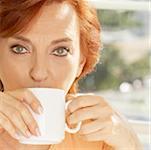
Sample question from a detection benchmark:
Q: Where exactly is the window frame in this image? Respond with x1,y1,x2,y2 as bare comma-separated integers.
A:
88,0,150,11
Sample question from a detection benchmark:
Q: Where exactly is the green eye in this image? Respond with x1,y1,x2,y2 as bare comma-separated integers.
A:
10,44,28,54
52,47,70,57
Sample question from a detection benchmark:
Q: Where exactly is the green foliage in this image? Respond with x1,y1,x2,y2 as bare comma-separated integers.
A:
121,55,149,81
79,44,149,92
97,10,142,30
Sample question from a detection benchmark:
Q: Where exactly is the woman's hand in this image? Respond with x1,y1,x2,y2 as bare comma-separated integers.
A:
66,93,143,150
0,88,43,140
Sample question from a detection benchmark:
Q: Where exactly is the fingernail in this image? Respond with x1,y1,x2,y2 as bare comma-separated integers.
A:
26,130,31,138
36,128,41,136
38,106,43,114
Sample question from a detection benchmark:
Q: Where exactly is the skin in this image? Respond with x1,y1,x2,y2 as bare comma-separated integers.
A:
0,2,143,150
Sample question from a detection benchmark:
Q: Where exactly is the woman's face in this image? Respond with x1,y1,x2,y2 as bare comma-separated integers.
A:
0,2,86,95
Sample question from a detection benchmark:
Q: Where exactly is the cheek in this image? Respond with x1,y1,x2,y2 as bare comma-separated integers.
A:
0,61,26,90
52,58,79,91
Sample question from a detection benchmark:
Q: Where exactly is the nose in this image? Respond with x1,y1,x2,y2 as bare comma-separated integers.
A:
29,57,49,82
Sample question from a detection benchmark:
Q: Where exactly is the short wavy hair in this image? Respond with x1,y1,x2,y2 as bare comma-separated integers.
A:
0,0,101,94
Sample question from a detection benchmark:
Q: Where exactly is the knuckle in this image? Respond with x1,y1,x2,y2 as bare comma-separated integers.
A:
11,110,20,119
28,121,37,129
16,102,24,110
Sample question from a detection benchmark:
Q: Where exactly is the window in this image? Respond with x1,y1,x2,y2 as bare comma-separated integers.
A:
79,0,150,149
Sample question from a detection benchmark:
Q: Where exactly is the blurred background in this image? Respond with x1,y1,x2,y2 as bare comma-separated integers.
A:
79,0,150,149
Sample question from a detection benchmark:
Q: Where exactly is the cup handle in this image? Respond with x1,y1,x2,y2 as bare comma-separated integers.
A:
65,100,82,134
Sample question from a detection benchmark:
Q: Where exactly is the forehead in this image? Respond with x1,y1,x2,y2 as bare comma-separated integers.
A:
20,2,79,38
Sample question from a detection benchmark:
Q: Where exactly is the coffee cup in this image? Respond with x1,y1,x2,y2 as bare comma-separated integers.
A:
18,87,82,145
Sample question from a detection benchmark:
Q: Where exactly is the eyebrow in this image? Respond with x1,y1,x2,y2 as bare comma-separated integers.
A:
11,35,73,45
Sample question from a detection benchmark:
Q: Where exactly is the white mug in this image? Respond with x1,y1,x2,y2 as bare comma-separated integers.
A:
18,88,82,145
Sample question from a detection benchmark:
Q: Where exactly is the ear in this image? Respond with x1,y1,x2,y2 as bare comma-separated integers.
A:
76,53,86,78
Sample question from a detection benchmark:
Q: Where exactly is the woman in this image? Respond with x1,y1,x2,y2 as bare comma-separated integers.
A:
0,0,143,150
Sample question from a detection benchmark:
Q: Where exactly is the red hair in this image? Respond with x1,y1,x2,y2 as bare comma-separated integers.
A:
0,0,101,94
